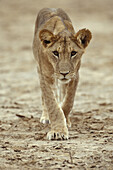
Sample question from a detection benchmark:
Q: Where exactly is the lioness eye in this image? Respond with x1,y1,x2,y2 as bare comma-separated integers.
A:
52,51,59,57
71,51,77,57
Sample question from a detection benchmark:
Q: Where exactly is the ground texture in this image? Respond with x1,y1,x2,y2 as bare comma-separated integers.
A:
0,0,113,169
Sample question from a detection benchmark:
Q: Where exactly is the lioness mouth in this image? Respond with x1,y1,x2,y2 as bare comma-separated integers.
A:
61,78,68,81
60,78,71,84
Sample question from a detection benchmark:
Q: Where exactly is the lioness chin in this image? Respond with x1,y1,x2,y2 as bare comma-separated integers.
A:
33,8,92,140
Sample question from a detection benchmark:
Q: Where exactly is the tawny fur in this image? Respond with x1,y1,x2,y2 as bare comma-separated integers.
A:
33,8,92,140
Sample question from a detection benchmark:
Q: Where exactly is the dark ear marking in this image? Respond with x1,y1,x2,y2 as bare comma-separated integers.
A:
75,28,92,48
44,40,51,44
81,38,85,44
39,29,54,47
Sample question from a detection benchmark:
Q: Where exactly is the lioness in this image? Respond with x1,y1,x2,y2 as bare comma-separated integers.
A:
33,8,92,140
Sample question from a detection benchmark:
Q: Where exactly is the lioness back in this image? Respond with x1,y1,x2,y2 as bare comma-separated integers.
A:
34,8,75,35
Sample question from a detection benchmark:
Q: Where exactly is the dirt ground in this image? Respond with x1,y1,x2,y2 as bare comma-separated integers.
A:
0,0,113,169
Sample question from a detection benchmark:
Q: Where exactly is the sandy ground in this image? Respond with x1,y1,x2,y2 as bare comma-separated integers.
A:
0,0,113,169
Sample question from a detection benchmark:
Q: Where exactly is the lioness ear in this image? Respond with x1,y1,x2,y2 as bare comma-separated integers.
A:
39,29,55,47
75,28,92,48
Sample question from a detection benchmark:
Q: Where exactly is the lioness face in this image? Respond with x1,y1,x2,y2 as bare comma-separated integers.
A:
39,29,92,83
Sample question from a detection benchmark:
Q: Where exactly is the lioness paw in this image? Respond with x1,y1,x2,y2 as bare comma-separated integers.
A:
47,130,68,140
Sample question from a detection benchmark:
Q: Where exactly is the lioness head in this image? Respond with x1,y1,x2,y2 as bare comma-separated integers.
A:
39,28,92,83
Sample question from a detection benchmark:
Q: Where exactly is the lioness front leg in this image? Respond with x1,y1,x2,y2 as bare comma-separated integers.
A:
40,77,68,140
62,76,79,127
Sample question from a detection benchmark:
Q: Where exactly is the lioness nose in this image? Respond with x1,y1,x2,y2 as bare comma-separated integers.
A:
60,71,70,77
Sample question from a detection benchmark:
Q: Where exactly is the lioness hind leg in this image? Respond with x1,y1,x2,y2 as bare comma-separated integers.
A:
40,96,50,124
65,116,71,127
40,110,50,124
61,83,71,127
